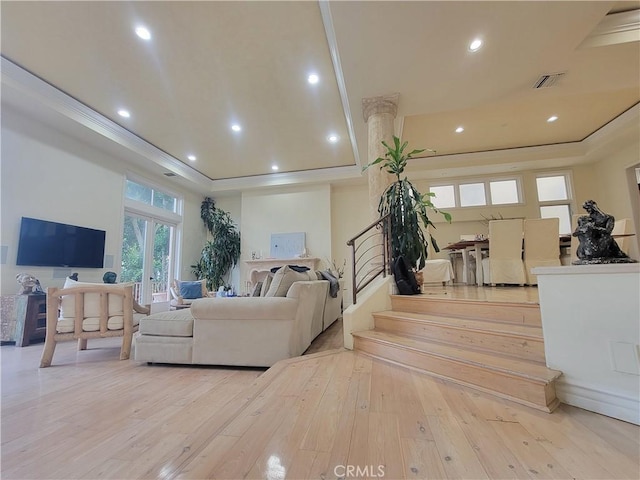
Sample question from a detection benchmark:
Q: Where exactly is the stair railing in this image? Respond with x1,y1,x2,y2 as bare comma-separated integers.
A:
346,213,391,305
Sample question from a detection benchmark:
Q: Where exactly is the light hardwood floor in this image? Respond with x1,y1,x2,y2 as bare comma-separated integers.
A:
2,307,639,479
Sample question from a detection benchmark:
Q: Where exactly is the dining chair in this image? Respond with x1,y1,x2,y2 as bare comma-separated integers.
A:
481,219,526,286
523,218,561,285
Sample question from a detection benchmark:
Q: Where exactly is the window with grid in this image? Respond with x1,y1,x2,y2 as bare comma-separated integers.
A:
429,177,522,208
535,173,573,234
125,179,178,213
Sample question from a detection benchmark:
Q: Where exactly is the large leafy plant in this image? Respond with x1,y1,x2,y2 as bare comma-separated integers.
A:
192,197,241,290
365,136,451,271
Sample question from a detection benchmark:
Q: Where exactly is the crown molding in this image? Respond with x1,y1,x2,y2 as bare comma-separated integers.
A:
209,164,363,193
579,9,640,48
1,56,212,190
319,0,361,167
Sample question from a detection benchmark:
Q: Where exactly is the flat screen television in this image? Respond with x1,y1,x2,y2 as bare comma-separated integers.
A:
16,217,106,268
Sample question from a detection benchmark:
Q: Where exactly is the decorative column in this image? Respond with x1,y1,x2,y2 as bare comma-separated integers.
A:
362,93,399,222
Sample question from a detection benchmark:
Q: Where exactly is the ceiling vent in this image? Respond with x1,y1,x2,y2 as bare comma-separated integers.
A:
532,72,566,89
163,172,177,177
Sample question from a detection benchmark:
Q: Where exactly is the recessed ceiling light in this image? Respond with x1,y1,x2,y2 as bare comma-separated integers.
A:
547,115,558,123
117,109,130,118
187,155,196,161
135,26,151,41
469,38,483,52
272,165,279,171
455,126,464,133
327,134,339,143
308,74,319,84
231,124,242,132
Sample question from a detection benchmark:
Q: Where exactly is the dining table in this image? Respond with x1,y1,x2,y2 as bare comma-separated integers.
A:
444,235,572,286
444,239,489,285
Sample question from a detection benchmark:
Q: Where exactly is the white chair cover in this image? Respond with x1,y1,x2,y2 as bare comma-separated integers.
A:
483,219,526,285
524,218,561,285
420,259,455,284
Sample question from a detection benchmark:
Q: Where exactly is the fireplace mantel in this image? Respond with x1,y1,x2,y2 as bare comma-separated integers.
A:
245,257,321,285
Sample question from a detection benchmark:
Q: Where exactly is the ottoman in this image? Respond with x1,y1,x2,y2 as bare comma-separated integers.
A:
134,309,195,364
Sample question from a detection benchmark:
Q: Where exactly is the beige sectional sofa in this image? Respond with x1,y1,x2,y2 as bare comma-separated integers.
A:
134,267,342,367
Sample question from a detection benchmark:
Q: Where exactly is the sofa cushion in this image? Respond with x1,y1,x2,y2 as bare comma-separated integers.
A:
251,281,263,296
265,265,316,297
260,274,273,296
56,313,144,333
59,278,134,319
139,309,194,337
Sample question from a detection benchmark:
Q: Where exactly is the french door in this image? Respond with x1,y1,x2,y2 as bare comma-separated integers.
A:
121,213,176,304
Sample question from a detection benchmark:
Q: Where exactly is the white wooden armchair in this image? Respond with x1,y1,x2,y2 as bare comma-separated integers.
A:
40,281,149,367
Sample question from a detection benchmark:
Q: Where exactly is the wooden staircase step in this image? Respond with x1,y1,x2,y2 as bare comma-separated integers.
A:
373,311,545,363
391,295,542,326
352,329,561,412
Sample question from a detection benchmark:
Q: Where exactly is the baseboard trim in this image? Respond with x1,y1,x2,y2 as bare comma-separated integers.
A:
556,378,640,425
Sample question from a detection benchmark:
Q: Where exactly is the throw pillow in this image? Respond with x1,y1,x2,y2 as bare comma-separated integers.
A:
265,265,317,297
178,281,204,299
251,281,263,297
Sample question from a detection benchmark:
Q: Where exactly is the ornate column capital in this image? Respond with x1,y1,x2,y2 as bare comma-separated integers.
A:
362,93,400,123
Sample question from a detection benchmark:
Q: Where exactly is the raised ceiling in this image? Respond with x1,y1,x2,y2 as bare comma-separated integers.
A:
1,1,639,192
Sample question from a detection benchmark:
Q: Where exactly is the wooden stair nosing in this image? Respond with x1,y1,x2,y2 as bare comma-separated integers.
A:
355,348,560,413
390,296,541,325
353,333,560,412
373,311,543,340
352,330,560,383
372,322,546,365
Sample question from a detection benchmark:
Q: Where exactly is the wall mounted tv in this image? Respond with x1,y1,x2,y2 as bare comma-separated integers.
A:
16,217,106,268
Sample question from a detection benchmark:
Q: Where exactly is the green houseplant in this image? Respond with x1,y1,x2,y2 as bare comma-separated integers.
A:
192,197,241,291
364,136,451,271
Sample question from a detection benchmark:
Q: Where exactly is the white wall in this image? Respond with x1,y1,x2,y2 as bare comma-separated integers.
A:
239,185,332,294
0,108,206,296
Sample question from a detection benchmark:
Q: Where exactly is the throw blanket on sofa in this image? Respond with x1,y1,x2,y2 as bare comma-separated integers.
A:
318,270,340,298
270,265,310,273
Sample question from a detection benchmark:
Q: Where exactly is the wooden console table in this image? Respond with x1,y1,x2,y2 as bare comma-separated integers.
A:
246,257,320,285
14,294,47,347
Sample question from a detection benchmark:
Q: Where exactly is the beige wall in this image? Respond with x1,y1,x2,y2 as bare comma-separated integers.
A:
331,182,372,307
239,185,332,295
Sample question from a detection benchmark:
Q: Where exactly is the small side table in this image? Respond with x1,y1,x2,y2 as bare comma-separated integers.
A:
14,294,47,347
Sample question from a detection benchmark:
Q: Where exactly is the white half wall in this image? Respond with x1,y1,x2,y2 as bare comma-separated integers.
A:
534,264,640,424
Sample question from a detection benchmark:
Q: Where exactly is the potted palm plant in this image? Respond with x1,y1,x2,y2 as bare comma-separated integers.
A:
192,197,241,291
364,136,451,273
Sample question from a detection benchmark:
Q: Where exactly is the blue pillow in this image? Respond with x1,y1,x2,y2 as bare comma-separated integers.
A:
179,281,203,299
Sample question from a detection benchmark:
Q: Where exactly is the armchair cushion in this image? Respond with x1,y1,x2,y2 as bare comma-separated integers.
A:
55,279,147,333
178,281,204,299
171,279,207,305
59,277,134,319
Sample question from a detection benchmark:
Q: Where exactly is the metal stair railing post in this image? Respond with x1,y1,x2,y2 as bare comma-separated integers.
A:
346,213,391,305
